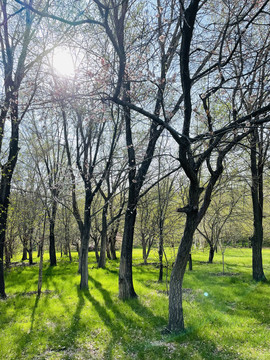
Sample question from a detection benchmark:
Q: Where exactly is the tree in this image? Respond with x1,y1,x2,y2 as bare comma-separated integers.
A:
0,1,43,298
111,0,270,331
62,99,122,289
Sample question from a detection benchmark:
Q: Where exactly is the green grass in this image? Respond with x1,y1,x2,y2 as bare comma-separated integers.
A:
0,248,269,359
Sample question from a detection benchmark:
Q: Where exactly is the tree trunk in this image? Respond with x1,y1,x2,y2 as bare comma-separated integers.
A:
168,212,198,332
0,236,6,298
0,123,19,298
208,245,215,263
109,221,119,260
5,243,11,269
38,242,44,297
29,235,33,265
80,209,91,289
98,203,108,269
158,230,164,282
142,237,147,265
110,239,117,260
38,212,47,296
68,243,72,262
250,128,266,281
22,245,28,261
49,201,57,266
106,243,112,260
119,206,138,299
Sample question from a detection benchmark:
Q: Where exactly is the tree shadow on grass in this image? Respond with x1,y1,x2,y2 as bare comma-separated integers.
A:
85,275,166,359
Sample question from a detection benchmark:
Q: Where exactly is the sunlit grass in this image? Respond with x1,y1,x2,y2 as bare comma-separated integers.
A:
0,248,269,359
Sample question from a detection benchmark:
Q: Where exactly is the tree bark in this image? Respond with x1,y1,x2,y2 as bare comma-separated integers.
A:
0,106,19,298
80,227,90,289
168,211,198,332
98,202,109,268
29,233,33,265
208,245,215,264
22,246,28,261
49,200,57,266
250,128,266,281
119,205,137,299
80,188,91,289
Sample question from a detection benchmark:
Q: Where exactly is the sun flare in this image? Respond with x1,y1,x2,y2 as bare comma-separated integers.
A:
52,48,76,78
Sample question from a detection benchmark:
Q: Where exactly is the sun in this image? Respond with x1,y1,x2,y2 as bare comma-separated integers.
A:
52,48,76,78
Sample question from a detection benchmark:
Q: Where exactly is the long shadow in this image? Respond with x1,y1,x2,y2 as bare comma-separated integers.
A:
89,275,165,326
82,287,124,359
30,295,40,332
86,275,168,358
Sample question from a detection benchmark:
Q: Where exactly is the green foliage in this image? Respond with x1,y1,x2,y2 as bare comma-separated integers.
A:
0,248,269,360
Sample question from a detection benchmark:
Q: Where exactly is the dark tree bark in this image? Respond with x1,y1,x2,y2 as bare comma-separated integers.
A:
98,202,109,269
0,99,20,299
208,245,215,264
250,127,266,281
119,204,138,299
188,253,192,271
22,246,28,261
48,200,57,267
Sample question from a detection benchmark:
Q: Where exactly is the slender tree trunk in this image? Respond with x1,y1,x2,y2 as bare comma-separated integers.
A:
94,241,100,263
142,237,147,265
38,213,47,297
106,242,112,260
158,218,164,282
29,234,33,265
80,196,91,289
98,203,109,268
109,221,120,260
38,241,44,297
49,201,57,266
250,128,266,281
68,243,72,262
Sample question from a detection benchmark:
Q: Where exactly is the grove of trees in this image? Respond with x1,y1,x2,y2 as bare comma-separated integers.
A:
1,0,270,333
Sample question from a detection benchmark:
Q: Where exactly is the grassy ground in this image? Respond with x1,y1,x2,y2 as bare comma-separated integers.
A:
0,247,269,360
